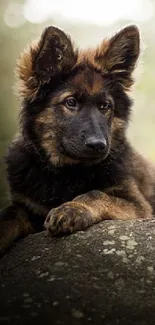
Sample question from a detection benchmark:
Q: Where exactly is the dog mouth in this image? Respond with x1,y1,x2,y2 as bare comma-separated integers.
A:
60,141,109,163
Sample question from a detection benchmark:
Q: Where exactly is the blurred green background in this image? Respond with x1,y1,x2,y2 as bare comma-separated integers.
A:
0,0,155,208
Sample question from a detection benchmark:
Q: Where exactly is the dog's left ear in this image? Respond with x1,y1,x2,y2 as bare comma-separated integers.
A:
95,25,140,88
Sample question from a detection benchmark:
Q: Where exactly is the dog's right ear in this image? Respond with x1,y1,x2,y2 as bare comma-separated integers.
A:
16,26,77,102
35,26,77,81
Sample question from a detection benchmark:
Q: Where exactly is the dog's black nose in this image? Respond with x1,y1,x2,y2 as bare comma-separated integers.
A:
85,137,107,151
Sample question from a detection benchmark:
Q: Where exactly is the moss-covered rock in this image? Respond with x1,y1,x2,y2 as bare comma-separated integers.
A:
1,220,155,325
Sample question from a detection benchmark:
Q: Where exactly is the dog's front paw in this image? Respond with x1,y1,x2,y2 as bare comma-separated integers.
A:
44,202,93,236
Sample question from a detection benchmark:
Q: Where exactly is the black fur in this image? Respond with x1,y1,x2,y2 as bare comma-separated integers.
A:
1,25,154,256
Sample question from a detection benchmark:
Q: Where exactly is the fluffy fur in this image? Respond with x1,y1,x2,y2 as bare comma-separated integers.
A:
0,25,155,256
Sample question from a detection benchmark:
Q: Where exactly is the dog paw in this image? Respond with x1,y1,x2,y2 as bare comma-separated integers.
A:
44,202,93,236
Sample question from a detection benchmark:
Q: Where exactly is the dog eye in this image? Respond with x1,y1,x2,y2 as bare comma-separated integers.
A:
65,97,77,109
100,101,112,112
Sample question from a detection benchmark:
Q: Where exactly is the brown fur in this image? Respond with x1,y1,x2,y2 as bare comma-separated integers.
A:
35,110,81,165
46,179,152,236
0,206,34,255
16,26,139,102
71,68,104,95
0,25,155,256
16,27,77,101
16,40,40,101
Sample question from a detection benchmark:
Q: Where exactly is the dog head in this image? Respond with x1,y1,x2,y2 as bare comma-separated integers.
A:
16,25,140,165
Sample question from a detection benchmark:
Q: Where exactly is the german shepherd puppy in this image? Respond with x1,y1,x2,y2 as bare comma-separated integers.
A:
0,25,155,255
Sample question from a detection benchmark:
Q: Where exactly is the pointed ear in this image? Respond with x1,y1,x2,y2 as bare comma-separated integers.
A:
35,26,77,81
95,25,140,89
16,26,77,101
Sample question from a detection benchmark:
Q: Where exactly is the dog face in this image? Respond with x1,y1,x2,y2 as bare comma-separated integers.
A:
35,66,114,164
17,25,140,165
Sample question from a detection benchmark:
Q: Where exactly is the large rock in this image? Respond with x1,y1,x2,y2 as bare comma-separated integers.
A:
0,220,155,325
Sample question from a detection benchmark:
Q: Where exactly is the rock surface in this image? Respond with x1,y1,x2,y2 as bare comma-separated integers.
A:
1,220,155,325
